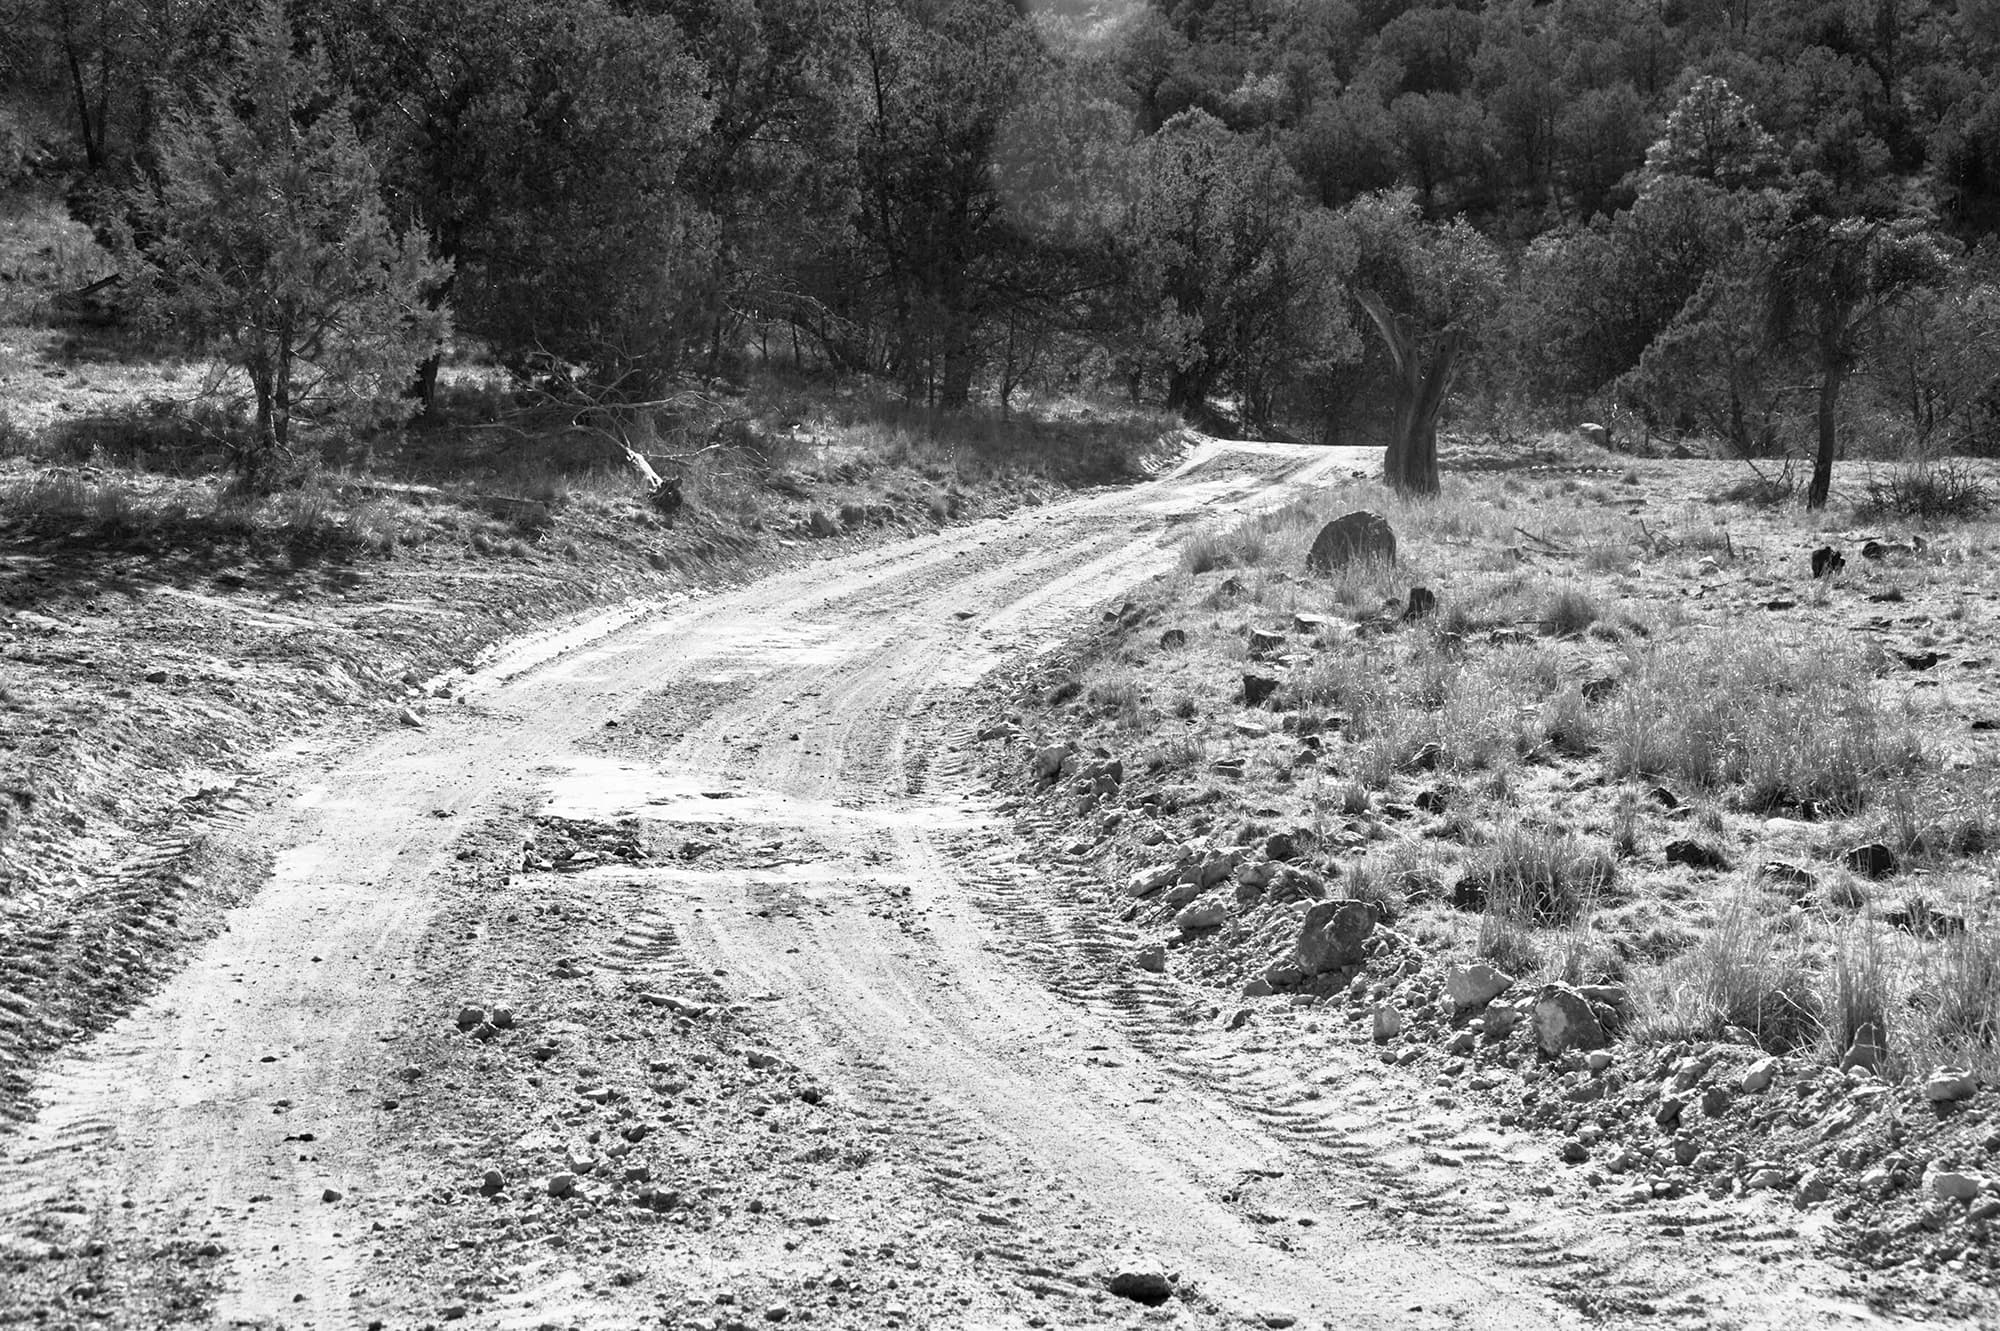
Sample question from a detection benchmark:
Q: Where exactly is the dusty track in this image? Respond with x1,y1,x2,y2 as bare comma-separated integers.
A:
0,441,1889,1329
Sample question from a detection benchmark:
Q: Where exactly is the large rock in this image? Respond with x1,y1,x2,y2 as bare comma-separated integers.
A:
1305,511,1396,575
1531,983,1607,1055
1125,864,1177,898
1444,961,1514,1012
1291,899,1377,975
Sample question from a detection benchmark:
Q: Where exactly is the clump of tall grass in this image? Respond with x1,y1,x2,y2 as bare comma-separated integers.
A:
1607,629,1922,813
1634,895,1822,1052
1458,823,1613,926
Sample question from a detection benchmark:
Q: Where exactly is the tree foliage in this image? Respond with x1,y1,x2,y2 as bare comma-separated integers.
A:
121,4,445,481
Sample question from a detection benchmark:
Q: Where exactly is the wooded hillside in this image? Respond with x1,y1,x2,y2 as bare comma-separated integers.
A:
6,0,2000,494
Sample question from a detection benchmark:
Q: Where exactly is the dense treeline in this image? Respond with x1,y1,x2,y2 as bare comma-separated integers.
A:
5,0,2000,498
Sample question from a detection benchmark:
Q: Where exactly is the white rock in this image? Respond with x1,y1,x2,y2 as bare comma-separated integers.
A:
1125,864,1177,898
1175,897,1229,932
1741,1057,1780,1094
1745,1168,1785,1190
1923,1065,1980,1102
1585,1050,1613,1073
1929,1169,1986,1203
1444,960,1514,1011
1372,1004,1403,1043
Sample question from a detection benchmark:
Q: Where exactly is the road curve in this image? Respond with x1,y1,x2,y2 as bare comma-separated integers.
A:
0,440,1870,1330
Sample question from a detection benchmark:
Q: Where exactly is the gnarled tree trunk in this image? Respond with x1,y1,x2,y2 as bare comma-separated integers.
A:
1359,291,1459,498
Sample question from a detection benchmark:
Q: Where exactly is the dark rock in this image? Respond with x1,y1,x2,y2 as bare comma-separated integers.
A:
1885,898,1966,939
1810,546,1845,579
1106,1264,1174,1306
1901,650,1941,671
1264,831,1298,862
1413,787,1446,814
1305,511,1397,575
1664,839,1730,871
1242,674,1279,707
1248,628,1288,658
1758,861,1818,897
1845,843,1897,878
1158,628,1188,650
1647,785,1680,810
1405,741,1443,772
1292,899,1377,975
1401,587,1437,622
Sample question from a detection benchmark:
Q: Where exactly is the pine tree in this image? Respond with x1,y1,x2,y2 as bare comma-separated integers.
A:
125,2,445,484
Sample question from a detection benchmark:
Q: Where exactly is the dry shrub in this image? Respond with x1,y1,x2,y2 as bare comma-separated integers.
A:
1458,823,1613,926
1823,923,1894,1065
1859,460,1990,521
1911,930,2000,1076
1637,896,1821,1052
1608,630,1920,814
1540,587,1600,637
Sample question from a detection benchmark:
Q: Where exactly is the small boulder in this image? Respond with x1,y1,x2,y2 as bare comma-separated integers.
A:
1578,422,1610,448
1400,587,1437,623
1263,831,1298,862
1105,1260,1175,1306
1444,961,1514,1012
1746,1168,1786,1191
1810,546,1845,579
1030,746,1070,782
1134,942,1168,974
1740,1058,1780,1094
1158,628,1188,650
1844,842,1897,878
1248,628,1289,658
547,1172,577,1198
1242,673,1279,707
1531,984,1607,1056
1305,511,1396,575
1292,900,1377,975
1372,1004,1403,1043
1664,839,1730,871
1174,896,1230,933
1125,864,1177,899
1923,1066,1980,1103
1928,1169,1986,1203
1794,1168,1836,1207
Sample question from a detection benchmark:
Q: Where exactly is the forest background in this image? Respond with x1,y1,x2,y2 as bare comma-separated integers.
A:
6,0,2000,501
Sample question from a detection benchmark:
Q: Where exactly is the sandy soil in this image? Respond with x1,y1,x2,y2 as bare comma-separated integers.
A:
0,441,1913,1329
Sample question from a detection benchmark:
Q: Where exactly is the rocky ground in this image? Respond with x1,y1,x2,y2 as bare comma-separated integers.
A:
977,445,2000,1322
0,431,1990,1331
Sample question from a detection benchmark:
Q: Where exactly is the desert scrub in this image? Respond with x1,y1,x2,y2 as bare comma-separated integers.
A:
1606,629,1921,813
1457,823,1613,926
1634,894,1821,1052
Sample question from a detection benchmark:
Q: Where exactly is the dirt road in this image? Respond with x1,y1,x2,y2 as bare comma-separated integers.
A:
0,442,1887,1330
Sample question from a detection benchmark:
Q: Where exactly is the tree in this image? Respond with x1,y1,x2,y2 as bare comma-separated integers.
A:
124,4,446,482
1128,109,1307,416
1641,75,1784,191
1763,198,1954,506
1332,188,1503,495
848,0,1044,408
